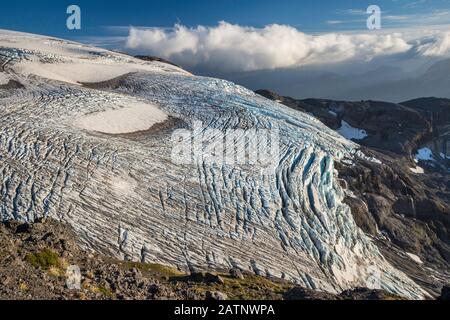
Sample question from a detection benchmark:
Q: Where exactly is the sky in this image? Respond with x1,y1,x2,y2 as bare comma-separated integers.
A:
1,0,449,37
1,0,450,101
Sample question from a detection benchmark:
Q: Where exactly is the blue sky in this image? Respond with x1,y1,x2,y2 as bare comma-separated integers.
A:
1,0,449,39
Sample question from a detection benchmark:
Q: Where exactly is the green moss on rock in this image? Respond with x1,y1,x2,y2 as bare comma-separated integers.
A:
26,249,61,270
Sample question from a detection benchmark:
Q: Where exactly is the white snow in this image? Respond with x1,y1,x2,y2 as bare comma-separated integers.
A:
415,148,434,161
74,102,168,134
406,253,423,264
0,30,188,86
14,59,142,85
337,121,368,140
410,166,425,174
354,149,382,164
13,55,188,85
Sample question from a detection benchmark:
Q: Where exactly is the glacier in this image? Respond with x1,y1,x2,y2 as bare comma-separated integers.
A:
0,30,428,298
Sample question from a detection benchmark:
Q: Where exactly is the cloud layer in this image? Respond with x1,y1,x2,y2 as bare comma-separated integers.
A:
125,22,450,72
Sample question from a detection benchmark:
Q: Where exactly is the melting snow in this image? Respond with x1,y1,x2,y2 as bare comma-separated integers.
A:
74,102,168,134
337,121,368,140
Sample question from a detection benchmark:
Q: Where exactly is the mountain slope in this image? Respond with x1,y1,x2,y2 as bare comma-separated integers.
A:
0,30,431,298
257,90,450,295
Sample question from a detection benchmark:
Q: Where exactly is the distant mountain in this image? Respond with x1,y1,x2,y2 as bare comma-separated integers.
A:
228,59,450,103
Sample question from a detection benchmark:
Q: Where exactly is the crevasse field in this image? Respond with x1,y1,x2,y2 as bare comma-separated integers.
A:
0,30,428,299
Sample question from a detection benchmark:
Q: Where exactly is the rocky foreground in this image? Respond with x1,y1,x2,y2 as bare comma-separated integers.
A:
4,218,446,300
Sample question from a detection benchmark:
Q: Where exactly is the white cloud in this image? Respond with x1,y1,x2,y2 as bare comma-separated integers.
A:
125,22,416,72
326,20,346,25
337,9,368,16
414,31,450,56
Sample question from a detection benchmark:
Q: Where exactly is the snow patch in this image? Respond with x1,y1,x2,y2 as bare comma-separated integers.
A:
406,253,423,265
14,60,140,85
353,149,382,164
337,121,367,140
410,166,425,174
74,102,168,134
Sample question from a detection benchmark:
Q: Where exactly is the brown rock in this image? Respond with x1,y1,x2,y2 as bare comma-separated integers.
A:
229,268,244,280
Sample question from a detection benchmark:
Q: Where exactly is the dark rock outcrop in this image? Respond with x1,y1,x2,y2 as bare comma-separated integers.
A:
256,89,431,156
283,286,404,300
439,285,450,300
283,287,339,300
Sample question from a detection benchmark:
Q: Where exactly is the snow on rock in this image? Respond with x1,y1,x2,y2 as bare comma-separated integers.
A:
337,121,368,141
74,102,167,134
410,166,425,174
0,29,428,299
406,253,423,265
353,149,382,165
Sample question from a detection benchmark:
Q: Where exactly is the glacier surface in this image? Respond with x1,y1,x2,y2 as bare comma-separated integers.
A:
0,30,428,298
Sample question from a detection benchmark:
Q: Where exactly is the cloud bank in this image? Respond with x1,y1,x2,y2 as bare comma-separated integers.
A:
414,31,450,56
125,22,450,73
